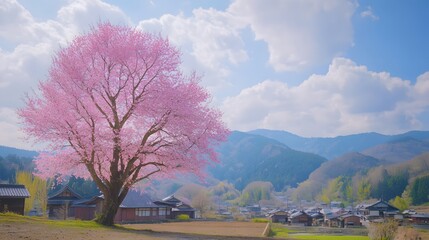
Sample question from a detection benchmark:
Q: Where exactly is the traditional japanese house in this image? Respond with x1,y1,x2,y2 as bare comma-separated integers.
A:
154,195,196,219
0,184,30,215
289,211,312,226
359,200,399,221
269,210,288,223
338,213,362,227
47,185,82,219
73,192,196,223
409,214,429,225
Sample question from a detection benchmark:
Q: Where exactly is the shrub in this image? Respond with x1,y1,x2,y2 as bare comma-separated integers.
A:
252,218,269,223
368,219,398,240
176,214,190,221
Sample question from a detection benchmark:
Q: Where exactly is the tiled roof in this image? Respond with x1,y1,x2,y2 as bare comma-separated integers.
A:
0,184,30,198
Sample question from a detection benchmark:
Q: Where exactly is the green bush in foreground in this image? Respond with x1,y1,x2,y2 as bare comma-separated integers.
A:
176,214,190,221
252,218,269,223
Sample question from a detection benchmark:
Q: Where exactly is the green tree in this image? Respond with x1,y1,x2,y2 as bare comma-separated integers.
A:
15,171,47,215
389,196,409,212
239,181,273,206
318,176,353,204
410,175,429,205
372,171,408,201
357,179,371,202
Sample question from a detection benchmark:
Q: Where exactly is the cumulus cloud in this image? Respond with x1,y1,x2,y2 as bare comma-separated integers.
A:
0,0,130,148
360,6,379,21
228,0,357,72
137,8,248,89
57,0,131,34
222,58,429,137
0,107,30,149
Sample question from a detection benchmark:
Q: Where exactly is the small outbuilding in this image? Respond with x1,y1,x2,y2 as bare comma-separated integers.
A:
154,195,196,219
47,185,82,219
289,211,312,226
410,214,429,225
338,214,362,227
269,210,288,223
0,184,30,215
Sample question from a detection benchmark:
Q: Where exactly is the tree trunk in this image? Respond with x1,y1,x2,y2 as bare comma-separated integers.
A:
96,191,121,226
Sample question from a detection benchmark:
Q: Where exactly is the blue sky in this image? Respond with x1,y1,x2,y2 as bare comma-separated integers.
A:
1,0,429,149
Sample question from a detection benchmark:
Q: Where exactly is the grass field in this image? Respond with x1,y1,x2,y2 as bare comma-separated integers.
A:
0,213,268,239
124,221,268,237
270,224,369,240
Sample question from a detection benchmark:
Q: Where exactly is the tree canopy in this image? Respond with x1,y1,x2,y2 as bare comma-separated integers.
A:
19,23,228,225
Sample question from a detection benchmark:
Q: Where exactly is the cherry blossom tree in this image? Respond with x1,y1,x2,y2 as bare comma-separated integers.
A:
18,23,229,226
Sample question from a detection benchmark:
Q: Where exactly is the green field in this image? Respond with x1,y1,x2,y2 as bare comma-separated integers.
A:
270,224,369,240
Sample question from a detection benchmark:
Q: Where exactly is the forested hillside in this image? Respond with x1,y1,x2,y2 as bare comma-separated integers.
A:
210,131,327,191
2,129,429,206
250,129,429,160
0,155,34,182
293,152,382,201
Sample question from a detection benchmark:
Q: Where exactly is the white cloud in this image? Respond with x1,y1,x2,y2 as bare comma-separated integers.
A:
0,107,30,149
137,8,248,89
57,0,131,34
360,6,379,21
222,58,429,137
0,0,131,149
228,0,357,72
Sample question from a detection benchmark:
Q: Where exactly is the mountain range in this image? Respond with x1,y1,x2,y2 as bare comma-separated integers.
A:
249,129,429,160
2,129,429,198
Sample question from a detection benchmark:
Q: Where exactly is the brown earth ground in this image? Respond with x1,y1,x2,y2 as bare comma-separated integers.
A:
125,221,267,238
0,214,270,240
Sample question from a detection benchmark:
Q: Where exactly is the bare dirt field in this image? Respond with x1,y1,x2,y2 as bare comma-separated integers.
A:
124,221,268,238
0,214,270,240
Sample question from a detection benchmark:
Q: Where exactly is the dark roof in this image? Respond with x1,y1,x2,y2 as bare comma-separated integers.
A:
411,214,429,218
119,190,159,208
366,200,399,212
338,214,360,220
71,191,161,208
48,185,82,200
290,211,310,218
155,195,189,208
0,184,30,198
271,210,288,216
161,195,182,204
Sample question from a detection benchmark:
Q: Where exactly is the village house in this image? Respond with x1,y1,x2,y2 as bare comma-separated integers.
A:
289,210,312,226
154,195,196,219
47,185,82,219
47,185,195,223
74,193,196,223
409,214,429,225
357,199,399,221
337,213,362,227
0,184,30,215
268,210,288,223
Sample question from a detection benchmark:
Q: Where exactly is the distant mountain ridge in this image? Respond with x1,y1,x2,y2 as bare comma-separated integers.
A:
0,145,38,158
293,152,382,200
362,137,429,163
249,129,429,160
210,131,327,191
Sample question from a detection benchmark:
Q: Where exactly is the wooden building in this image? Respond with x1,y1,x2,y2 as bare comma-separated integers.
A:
338,214,362,227
359,200,399,221
73,192,195,223
289,211,312,226
410,214,429,225
154,195,196,219
47,185,82,219
0,184,30,215
114,191,173,223
269,210,288,223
